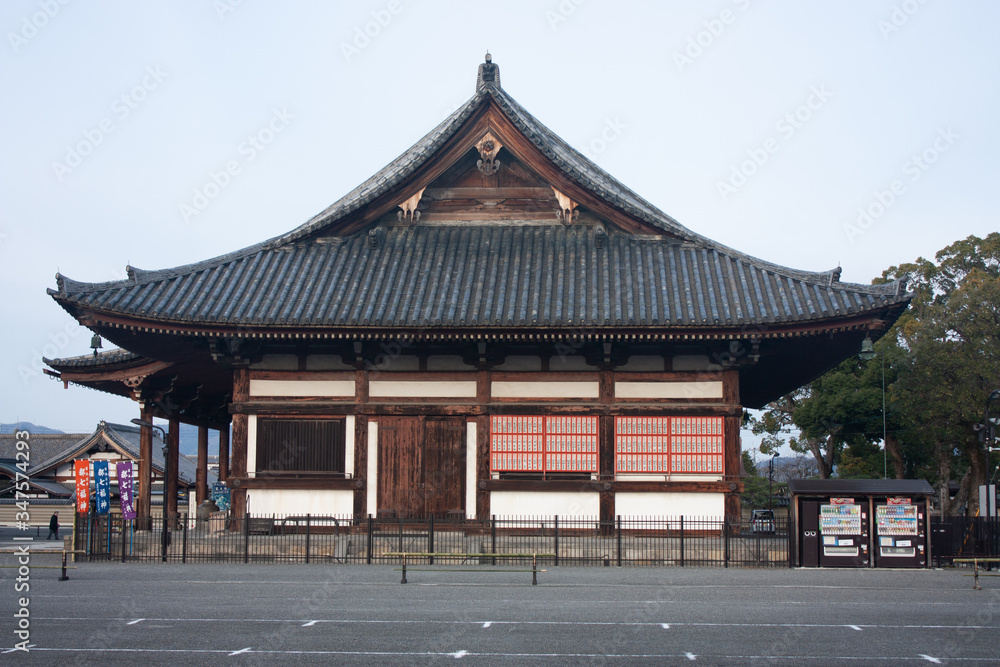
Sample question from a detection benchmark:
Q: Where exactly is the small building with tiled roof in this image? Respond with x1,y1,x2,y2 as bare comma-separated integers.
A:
44,56,910,522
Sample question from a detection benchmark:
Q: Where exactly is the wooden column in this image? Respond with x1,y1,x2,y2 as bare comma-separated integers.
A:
353,368,369,517
475,370,490,519
723,369,742,521
230,367,249,519
599,370,615,529
218,425,229,483
196,425,209,503
167,418,180,521
136,404,153,528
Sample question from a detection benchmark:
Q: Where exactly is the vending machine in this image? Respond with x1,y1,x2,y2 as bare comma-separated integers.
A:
873,497,927,567
817,498,869,567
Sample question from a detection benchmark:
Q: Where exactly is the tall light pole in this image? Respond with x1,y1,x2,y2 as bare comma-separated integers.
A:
859,335,887,478
975,390,1000,487
132,418,169,561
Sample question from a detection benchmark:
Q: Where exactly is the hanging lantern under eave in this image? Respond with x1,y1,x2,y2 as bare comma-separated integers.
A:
858,336,876,361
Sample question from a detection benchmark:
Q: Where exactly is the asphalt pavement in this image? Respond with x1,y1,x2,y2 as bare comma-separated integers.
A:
1,551,998,666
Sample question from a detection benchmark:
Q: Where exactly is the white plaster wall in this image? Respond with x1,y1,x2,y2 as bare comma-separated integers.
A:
345,415,355,476
246,489,354,516
614,492,724,518
614,381,723,399
490,491,600,518
369,380,477,398
247,415,257,476
366,421,378,514
466,420,477,519
249,380,354,397
491,381,599,398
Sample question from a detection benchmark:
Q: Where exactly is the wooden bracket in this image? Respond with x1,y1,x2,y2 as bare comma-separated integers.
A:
397,188,425,225
552,187,579,225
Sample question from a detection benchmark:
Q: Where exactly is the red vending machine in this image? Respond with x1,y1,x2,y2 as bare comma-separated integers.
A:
874,497,927,568
818,498,869,567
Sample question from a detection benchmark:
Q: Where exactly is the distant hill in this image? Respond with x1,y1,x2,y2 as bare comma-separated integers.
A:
1,422,65,435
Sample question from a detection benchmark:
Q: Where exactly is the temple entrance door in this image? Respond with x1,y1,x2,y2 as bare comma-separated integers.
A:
377,417,465,517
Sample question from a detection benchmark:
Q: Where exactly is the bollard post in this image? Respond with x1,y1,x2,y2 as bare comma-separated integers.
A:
401,553,407,584
532,553,538,585
59,551,70,581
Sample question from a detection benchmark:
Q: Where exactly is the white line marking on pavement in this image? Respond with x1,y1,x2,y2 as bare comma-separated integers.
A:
16,647,1000,661
127,619,144,625
451,649,468,658
661,623,670,629
848,625,862,631
919,656,942,664
685,652,697,660
3,645,35,653
482,622,491,628
302,621,318,627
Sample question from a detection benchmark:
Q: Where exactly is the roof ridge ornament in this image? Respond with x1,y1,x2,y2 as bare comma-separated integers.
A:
476,52,500,90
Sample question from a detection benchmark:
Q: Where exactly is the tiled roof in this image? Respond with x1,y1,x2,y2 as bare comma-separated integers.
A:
52,225,904,330
0,433,89,473
49,59,909,334
42,348,140,369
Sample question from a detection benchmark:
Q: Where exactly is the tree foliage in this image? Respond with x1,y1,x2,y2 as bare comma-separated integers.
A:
747,233,1000,513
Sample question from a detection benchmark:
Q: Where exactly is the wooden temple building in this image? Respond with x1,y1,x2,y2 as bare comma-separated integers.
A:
44,56,910,522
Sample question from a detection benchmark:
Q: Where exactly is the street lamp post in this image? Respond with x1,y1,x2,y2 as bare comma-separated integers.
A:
859,335,888,478
975,390,1000,490
131,418,169,562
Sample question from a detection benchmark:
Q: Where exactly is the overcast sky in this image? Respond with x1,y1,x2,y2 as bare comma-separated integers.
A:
2,1,997,441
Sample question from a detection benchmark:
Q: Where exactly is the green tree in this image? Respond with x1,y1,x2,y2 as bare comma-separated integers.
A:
748,233,1000,513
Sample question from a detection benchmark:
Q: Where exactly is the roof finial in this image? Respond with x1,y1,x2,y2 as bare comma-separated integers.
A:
476,52,500,90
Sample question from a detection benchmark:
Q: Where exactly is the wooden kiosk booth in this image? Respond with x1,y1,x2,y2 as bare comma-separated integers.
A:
789,479,934,568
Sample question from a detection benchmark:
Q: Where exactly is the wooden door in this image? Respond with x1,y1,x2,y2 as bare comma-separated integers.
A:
377,417,466,517
377,417,424,517
422,417,466,515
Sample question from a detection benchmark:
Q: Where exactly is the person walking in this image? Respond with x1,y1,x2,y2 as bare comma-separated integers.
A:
47,512,59,540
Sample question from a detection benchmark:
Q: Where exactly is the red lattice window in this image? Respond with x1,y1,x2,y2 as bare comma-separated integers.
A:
615,416,724,474
491,416,597,473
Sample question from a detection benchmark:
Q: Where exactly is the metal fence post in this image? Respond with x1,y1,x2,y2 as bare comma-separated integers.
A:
491,515,497,566
366,515,373,565
305,514,311,564
243,514,250,564
616,515,622,567
680,516,685,567
428,515,435,565
121,518,128,563
182,516,188,563
554,515,559,567
723,518,730,568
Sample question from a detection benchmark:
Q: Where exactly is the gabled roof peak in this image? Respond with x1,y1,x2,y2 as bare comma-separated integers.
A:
477,52,500,91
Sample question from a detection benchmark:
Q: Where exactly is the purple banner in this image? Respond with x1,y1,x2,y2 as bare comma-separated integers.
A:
116,461,136,520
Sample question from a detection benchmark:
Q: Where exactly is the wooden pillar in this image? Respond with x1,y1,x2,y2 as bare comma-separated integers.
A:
230,367,249,518
218,425,230,483
599,371,614,528
167,418,180,521
723,369,742,521
136,404,153,528
475,369,491,519
196,425,209,503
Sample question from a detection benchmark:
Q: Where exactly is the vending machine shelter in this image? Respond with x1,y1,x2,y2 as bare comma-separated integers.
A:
788,479,934,568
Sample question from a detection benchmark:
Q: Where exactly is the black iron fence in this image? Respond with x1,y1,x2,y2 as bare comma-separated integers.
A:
74,513,792,568
930,516,1000,566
